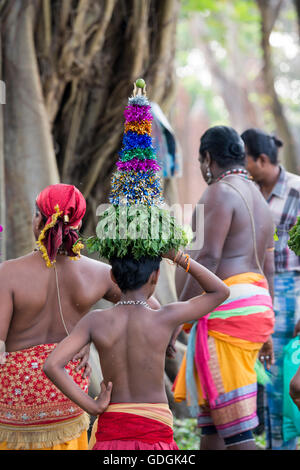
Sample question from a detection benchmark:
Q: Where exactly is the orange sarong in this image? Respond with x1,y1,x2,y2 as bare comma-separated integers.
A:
173,272,275,439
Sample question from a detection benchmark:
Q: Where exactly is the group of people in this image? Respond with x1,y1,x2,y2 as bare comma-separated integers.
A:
1,125,300,451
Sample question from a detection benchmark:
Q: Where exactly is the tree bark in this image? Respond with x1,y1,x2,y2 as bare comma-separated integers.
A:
2,0,59,259
257,0,299,172
1,0,179,259
293,0,300,40
189,15,265,133
0,21,5,262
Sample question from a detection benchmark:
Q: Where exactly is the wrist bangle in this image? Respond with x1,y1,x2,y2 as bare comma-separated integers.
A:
185,255,191,272
174,250,183,265
181,253,190,271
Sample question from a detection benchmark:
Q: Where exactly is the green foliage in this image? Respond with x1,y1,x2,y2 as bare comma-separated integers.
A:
174,418,265,449
288,217,300,255
84,205,192,260
181,0,222,14
173,418,200,450
177,0,300,141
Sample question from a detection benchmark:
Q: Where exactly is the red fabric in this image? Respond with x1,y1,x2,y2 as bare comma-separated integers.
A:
95,411,176,447
36,184,86,262
208,310,275,343
93,439,179,451
0,343,89,427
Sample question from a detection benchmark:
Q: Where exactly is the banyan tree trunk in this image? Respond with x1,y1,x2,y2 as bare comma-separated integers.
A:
0,0,187,417
0,0,180,258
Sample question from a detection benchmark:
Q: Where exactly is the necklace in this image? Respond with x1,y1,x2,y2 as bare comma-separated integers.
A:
116,300,150,308
216,168,252,183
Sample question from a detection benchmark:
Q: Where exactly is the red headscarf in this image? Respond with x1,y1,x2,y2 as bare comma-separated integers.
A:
36,184,86,267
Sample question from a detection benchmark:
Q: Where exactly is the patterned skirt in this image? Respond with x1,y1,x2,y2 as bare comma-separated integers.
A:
0,343,90,450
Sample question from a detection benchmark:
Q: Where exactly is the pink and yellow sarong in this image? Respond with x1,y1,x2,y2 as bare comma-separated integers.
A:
89,403,178,450
0,343,90,450
173,272,275,439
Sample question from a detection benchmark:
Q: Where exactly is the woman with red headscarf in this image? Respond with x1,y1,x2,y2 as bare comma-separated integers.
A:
0,184,123,450
35,183,86,267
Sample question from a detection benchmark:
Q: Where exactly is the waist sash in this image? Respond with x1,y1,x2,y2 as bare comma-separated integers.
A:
95,403,174,444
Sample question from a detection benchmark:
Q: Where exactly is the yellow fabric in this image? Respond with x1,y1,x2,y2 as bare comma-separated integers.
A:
104,403,173,427
0,413,90,450
174,272,265,404
174,334,262,405
0,430,88,450
222,271,265,287
209,330,262,351
88,420,98,450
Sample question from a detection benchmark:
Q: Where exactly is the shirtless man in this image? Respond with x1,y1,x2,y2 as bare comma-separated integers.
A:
172,126,275,450
0,183,157,451
43,251,229,450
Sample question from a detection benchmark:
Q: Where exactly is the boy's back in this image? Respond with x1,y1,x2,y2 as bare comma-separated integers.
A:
44,252,231,450
89,304,172,404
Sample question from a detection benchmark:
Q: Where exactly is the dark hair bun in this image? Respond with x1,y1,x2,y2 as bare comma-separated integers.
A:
228,142,244,157
199,126,245,168
272,135,283,148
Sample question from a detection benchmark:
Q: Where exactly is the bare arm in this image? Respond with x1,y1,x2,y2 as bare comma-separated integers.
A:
162,251,230,328
258,230,275,369
43,312,112,415
263,231,275,302
0,262,14,364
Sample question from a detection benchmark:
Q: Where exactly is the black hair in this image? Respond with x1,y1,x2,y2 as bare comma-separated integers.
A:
35,203,47,224
199,126,245,168
241,128,283,164
110,256,161,293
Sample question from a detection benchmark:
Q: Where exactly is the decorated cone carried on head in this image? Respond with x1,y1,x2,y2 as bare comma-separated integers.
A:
86,79,191,261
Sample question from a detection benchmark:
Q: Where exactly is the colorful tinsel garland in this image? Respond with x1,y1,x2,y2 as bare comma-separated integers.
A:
86,81,189,260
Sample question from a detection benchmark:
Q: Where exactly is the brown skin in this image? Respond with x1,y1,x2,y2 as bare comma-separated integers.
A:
43,252,230,416
290,367,300,410
0,210,159,369
173,150,276,450
245,150,280,200
175,151,275,357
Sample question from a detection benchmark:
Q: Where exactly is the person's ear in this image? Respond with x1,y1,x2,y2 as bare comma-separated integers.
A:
257,153,269,168
150,269,160,286
204,151,212,167
35,212,44,231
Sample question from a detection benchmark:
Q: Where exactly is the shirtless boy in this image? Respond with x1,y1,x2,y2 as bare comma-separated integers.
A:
43,251,229,450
